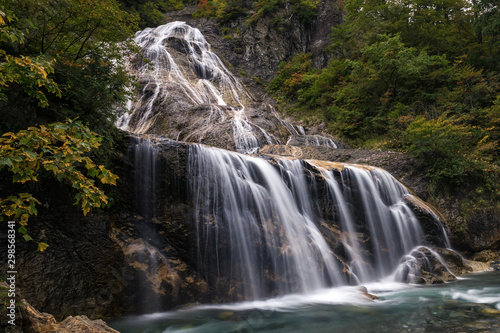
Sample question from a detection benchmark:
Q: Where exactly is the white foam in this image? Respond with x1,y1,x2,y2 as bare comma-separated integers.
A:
442,287,500,309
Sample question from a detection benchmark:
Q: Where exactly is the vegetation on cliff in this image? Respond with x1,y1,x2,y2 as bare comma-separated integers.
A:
193,0,320,25
267,0,500,198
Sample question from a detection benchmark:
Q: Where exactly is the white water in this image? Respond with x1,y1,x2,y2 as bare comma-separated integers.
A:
334,165,425,279
130,136,158,218
118,22,303,153
286,134,339,148
188,145,445,300
189,145,344,300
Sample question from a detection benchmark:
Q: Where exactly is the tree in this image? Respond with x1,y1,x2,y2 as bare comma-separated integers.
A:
5,0,137,61
331,0,474,59
470,0,500,70
0,10,118,251
0,10,61,107
1,1,137,156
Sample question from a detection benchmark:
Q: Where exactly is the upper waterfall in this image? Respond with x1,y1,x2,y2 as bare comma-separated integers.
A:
116,21,307,153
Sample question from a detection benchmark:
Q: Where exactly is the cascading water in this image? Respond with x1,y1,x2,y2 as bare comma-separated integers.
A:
124,136,173,313
117,21,293,153
187,145,446,300
188,145,344,300
130,136,159,218
311,162,426,282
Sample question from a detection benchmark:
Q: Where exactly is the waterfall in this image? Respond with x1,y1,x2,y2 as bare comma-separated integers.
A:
116,21,453,310
125,136,173,313
187,145,441,300
311,162,425,281
188,145,344,300
130,136,159,218
117,21,293,153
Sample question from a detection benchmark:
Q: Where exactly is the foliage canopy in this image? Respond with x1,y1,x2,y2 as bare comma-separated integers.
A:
268,0,500,195
0,3,130,249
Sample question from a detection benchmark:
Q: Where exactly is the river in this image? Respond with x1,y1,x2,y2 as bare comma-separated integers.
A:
109,271,499,333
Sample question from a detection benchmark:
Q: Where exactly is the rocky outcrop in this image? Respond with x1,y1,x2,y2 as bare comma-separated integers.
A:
394,247,486,285
434,194,500,252
23,299,119,333
0,282,118,333
0,213,126,321
396,246,464,284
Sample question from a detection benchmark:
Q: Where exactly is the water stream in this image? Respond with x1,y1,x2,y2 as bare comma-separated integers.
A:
109,271,500,333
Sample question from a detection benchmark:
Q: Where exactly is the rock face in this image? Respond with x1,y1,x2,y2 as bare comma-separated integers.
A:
0,213,126,321
167,1,343,81
435,194,500,252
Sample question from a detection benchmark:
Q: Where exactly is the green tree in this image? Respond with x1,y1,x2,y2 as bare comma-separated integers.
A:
404,109,499,192
0,10,61,107
118,0,185,29
331,0,474,60
0,10,119,250
5,0,137,61
1,0,137,151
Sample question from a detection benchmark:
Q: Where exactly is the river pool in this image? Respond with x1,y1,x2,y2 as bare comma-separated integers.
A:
109,271,500,333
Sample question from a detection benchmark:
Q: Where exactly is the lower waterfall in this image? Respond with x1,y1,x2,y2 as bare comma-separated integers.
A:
186,143,445,300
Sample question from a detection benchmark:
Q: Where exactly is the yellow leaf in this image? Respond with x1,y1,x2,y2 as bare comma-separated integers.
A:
20,213,29,226
37,242,49,252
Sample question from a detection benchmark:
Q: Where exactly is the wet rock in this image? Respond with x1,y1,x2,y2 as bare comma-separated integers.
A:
482,307,500,315
287,135,342,148
403,196,449,248
219,311,236,320
357,286,379,300
473,249,499,262
464,260,491,272
490,260,500,271
434,195,500,253
432,247,472,275
395,247,460,284
163,37,191,54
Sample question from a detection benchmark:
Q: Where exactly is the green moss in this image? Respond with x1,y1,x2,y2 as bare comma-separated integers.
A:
238,68,247,76
251,76,264,86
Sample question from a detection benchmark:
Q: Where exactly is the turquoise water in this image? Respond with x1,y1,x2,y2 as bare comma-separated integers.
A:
109,271,500,333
